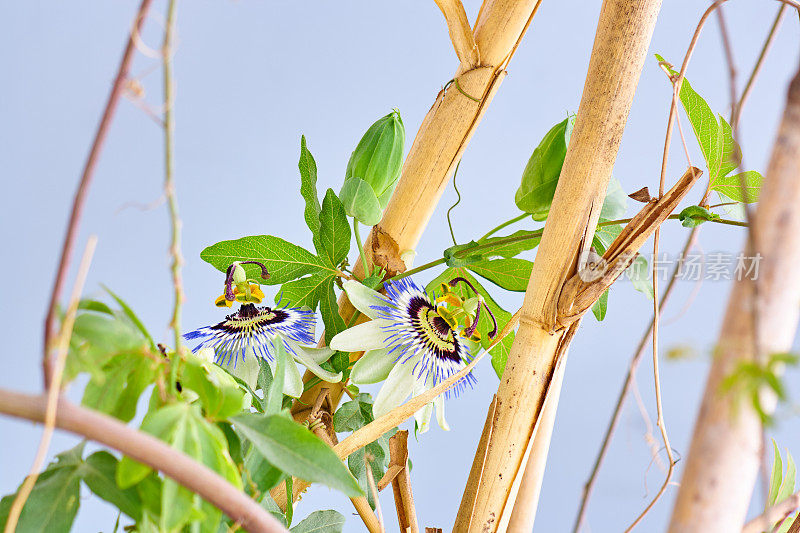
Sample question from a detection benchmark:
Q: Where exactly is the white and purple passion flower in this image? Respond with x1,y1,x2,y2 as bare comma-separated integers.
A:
329,277,496,432
184,261,342,397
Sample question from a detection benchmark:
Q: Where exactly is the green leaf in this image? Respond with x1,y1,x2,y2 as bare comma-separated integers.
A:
361,269,386,290
779,452,797,504
425,268,513,378
515,117,572,219
349,440,389,509
332,395,394,509
710,171,763,203
82,351,156,422
266,340,287,416
715,115,741,180
66,306,149,383
77,299,114,315
319,277,346,345
277,272,331,311
260,493,288,526
678,205,721,228
180,356,249,420
117,404,240,531
479,230,541,259
284,478,294,527
290,510,346,533
333,397,368,433
468,258,533,292
102,285,156,351
232,413,362,497
339,177,382,226
201,236,331,286
0,444,85,533
83,451,143,521
591,290,609,321
628,255,654,300
769,439,784,505
218,422,244,468
600,177,628,221
593,222,622,253
330,351,350,375
246,450,286,494
299,136,323,253
319,189,351,267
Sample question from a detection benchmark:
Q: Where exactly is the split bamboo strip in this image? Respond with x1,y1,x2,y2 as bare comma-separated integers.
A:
291,0,542,423
668,68,800,533
455,1,662,531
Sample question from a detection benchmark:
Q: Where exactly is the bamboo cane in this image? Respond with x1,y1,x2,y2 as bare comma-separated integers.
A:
454,1,663,530
290,0,542,425
668,68,800,533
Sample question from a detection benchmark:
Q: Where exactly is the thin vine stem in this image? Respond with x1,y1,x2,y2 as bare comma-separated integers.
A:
478,212,529,242
390,215,744,284
446,162,463,246
4,238,97,533
163,0,184,391
577,3,789,526
572,226,700,532
43,0,155,388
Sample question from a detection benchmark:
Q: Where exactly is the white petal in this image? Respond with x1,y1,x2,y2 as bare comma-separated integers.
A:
329,320,388,352
285,339,333,364
343,280,386,320
282,355,304,398
373,355,420,419
412,377,431,434
414,402,432,434
236,347,261,390
286,339,342,383
196,347,216,364
434,394,450,431
350,347,395,384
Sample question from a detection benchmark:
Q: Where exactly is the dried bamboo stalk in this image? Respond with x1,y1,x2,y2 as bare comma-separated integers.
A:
290,0,542,424
668,68,800,533
386,431,419,533
455,1,663,530
434,0,479,68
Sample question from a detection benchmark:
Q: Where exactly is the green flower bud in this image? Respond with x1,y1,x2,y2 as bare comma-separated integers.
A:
515,116,574,221
231,262,247,285
340,110,405,225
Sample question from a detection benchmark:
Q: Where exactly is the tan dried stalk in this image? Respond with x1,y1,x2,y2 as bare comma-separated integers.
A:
4,237,96,533
306,391,382,533
282,0,544,511
668,68,800,533
0,390,287,533
433,0,479,68
290,0,543,425
383,431,419,533
454,1,664,531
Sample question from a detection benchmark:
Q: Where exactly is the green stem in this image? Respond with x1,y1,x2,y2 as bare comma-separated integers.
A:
388,214,746,282
479,212,530,241
353,219,371,278
163,0,182,393
390,257,447,282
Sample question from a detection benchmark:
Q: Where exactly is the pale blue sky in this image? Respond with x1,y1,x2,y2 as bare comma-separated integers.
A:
2,1,799,531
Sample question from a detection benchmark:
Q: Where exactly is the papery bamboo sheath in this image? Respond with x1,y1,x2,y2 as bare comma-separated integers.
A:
455,1,662,530
668,67,800,533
